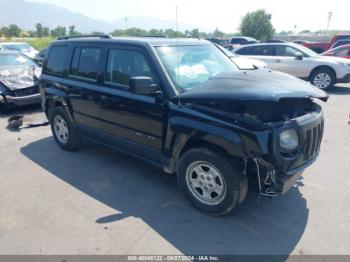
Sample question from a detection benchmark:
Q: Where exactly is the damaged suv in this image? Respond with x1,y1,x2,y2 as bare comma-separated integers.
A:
40,36,328,215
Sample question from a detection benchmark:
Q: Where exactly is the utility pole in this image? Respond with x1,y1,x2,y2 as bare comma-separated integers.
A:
326,12,333,35
125,17,128,30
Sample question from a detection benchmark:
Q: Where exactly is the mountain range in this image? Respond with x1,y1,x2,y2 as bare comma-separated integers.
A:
0,0,207,33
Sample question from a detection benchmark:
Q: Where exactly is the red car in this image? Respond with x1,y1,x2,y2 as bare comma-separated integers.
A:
322,44,350,59
303,34,350,53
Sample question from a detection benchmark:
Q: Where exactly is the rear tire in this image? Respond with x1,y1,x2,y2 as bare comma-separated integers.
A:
310,68,335,90
50,106,79,151
177,147,245,215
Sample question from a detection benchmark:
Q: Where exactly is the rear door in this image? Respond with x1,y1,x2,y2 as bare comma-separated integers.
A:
236,45,277,68
67,44,103,135
98,45,165,164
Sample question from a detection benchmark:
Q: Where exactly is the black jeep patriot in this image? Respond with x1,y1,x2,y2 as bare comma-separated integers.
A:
40,35,328,215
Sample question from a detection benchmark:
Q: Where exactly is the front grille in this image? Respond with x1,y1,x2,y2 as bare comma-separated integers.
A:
304,120,324,160
14,86,39,97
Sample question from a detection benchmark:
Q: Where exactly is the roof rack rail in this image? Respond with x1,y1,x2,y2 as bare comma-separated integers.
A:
58,34,112,40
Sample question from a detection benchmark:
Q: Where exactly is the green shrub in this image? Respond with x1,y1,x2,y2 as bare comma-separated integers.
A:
27,37,54,50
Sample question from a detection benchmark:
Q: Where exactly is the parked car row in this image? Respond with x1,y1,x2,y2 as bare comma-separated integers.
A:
233,43,350,89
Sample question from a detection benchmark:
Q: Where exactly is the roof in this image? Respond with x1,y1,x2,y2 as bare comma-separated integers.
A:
56,36,211,47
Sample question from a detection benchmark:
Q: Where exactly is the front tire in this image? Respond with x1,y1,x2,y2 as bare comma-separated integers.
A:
177,148,245,215
50,107,79,151
310,68,335,90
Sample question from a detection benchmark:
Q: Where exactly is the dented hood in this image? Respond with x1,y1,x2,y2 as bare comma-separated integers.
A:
0,66,41,90
178,70,329,103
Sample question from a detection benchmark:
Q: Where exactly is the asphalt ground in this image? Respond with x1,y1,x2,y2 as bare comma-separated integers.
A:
0,84,349,256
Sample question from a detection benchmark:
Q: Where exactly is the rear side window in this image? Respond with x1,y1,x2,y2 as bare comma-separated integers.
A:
46,45,69,75
70,47,101,80
254,46,275,56
106,49,155,86
236,46,256,55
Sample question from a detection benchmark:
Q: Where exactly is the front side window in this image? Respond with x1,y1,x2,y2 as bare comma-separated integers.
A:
46,45,69,75
156,45,237,91
71,47,101,80
276,46,301,57
106,49,155,86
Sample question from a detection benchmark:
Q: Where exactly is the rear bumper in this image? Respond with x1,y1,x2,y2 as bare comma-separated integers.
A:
4,93,41,106
337,73,350,83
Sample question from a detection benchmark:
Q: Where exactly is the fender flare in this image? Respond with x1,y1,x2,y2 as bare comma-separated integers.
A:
162,117,248,173
44,88,75,123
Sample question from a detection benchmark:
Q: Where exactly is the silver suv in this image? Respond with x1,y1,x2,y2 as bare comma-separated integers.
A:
234,43,350,89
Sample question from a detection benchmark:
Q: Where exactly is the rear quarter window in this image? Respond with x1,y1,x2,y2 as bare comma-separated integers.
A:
45,45,69,75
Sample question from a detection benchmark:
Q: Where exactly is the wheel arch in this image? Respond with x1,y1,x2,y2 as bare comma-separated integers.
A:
45,95,74,123
163,126,247,174
309,65,336,80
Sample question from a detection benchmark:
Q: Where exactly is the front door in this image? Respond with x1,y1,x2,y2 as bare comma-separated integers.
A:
272,45,310,78
99,46,165,164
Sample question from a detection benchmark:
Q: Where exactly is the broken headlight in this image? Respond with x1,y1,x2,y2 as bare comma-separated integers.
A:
279,129,299,152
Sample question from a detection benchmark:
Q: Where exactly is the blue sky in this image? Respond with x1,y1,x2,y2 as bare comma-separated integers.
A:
31,0,349,32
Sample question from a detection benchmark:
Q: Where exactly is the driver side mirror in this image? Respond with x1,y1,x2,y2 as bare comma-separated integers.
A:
294,52,304,60
129,77,159,95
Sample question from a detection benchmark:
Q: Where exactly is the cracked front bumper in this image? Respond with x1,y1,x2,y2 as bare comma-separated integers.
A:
5,93,41,106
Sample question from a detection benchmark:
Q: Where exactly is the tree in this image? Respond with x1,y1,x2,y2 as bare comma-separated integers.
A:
35,23,43,37
124,27,147,36
213,28,225,38
0,27,9,37
190,29,200,38
239,9,275,41
8,24,21,37
42,27,50,37
0,24,21,37
68,25,81,36
51,26,66,37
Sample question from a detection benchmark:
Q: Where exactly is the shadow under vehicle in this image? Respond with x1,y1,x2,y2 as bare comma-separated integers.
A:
40,35,328,215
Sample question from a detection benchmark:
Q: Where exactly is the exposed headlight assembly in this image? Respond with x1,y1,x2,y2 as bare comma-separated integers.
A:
279,129,299,152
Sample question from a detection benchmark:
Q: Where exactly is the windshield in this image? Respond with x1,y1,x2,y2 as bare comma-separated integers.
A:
0,54,36,67
156,45,237,91
2,43,32,51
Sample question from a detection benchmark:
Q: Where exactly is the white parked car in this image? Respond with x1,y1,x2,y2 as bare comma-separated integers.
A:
233,43,350,89
0,42,39,59
215,43,268,70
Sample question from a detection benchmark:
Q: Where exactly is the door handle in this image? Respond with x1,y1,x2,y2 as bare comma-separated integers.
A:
100,95,116,107
100,95,115,102
275,59,282,63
